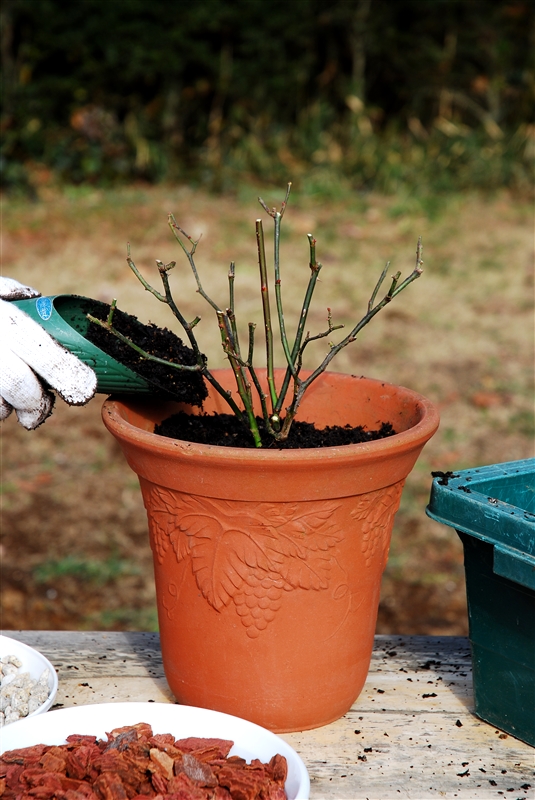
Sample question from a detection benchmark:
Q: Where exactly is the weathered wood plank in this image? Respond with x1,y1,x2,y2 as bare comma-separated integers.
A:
283,711,533,799
3,631,534,799
3,631,166,679
55,676,175,707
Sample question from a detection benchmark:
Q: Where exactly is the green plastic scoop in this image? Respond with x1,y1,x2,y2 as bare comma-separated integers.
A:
13,294,153,394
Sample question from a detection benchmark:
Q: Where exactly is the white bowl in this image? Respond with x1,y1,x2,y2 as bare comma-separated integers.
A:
0,701,310,799
0,634,58,720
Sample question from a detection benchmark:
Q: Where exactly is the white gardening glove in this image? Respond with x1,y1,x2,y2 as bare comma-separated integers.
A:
0,277,97,429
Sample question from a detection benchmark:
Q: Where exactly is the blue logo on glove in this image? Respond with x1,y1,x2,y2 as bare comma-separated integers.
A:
36,296,53,320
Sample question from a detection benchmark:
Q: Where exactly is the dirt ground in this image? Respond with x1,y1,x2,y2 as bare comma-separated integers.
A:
1,183,533,635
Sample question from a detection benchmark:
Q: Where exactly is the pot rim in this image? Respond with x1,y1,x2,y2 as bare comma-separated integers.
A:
102,370,440,465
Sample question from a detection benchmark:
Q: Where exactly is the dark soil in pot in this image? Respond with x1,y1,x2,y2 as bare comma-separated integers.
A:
155,411,397,449
85,302,397,448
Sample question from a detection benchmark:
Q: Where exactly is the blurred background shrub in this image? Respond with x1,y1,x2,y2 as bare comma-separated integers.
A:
1,0,533,196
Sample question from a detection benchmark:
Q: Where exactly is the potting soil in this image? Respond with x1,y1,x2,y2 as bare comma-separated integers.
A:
155,411,396,449
84,301,208,406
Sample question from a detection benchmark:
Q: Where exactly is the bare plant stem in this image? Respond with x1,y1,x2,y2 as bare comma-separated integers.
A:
87,313,198,372
87,191,423,447
275,232,323,415
256,219,277,414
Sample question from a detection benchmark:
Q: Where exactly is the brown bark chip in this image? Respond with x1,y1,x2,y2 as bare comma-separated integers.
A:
0,725,288,799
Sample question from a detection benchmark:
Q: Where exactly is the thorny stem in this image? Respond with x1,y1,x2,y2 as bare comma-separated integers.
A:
168,216,220,314
227,262,241,357
246,363,276,437
106,298,117,326
258,184,294,420
247,322,256,366
275,232,323,414
273,211,293,369
259,184,294,405
256,218,277,414
368,262,390,312
217,311,262,447
126,245,166,303
89,192,423,447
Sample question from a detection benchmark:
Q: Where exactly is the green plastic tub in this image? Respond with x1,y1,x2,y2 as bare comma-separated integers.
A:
427,458,535,747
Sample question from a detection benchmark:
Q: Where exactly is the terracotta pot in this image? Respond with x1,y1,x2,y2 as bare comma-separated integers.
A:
102,370,439,732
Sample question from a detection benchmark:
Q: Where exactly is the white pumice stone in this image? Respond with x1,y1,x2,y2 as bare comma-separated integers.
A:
28,695,44,714
0,654,52,725
1,672,17,688
1,655,22,668
4,708,21,724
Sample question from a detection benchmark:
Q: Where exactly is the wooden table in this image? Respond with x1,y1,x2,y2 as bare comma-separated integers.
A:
3,631,534,799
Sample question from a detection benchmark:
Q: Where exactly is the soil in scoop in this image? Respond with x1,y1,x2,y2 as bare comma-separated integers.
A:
83,300,208,406
155,411,397,449
83,300,396,449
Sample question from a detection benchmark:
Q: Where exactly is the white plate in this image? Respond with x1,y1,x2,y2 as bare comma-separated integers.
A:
0,634,58,718
0,701,310,799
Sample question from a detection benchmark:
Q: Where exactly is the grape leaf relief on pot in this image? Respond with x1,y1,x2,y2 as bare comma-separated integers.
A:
351,482,405,568
142,485,343,637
